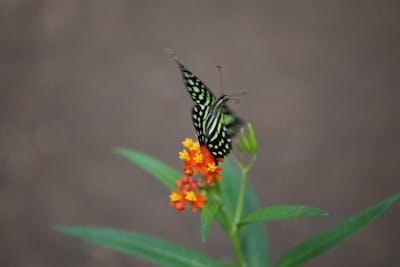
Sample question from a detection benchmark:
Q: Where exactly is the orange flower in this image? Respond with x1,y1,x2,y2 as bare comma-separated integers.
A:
184,190,207,212
205,161,223,183
182,138,194,148
169,176,206,212
178,149,190,161
170,138,224,212
169,189,186,211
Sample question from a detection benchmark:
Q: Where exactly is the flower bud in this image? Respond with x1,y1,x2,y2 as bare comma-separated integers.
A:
175,202,185,211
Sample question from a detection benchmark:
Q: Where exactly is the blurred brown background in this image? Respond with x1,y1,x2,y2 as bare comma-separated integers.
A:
1,1,399,266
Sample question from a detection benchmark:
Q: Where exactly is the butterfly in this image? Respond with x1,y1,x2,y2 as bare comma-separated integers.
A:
174,59,242,160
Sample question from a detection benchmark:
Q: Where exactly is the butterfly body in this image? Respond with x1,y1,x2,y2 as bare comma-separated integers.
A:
175,61,242,159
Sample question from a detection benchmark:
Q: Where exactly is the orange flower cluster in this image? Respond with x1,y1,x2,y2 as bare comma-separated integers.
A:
169,138,223,212
169,176,206,212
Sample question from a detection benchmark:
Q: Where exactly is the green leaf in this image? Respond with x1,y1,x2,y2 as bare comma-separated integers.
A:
201,200,220,242
219,158,271,267
275,192,400,267
54,226,220,267
113,148,181,189
219,159,240,220
240,205,328,225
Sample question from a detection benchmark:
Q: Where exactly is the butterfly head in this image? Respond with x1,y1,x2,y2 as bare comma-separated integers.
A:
219,91,247,104
219,94,229,102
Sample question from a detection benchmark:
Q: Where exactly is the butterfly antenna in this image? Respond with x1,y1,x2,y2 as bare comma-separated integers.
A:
164,48,180,64
229,91,247,97
227,91,247,104
217,65,224,95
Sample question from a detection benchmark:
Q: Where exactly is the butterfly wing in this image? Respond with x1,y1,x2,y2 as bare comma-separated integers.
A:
221,103,242,137
206,103,242,158
177,62,216,106
192,104,211,144
177,61,216,145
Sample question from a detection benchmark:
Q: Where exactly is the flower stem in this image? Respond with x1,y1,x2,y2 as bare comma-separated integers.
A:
215,199,246,267
229,154,257,267
233,170,247,232
232,154,256,229
229,230,247,267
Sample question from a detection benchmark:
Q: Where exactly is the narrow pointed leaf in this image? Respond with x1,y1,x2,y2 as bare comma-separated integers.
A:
275,192,400,267
240,205,328,225
218,159,239,219
201,200,220,242
113,148,180,189
54,226,220,267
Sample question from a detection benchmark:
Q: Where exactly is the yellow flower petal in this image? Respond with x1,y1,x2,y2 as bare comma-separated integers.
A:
184,191,197,202
169,191,182,202
178,149,189,161
190,141,200,151
207,162,218,172
193,151,203,163
182,138,193,148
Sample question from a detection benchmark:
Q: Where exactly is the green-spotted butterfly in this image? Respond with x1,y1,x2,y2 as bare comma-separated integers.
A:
173,58,242,159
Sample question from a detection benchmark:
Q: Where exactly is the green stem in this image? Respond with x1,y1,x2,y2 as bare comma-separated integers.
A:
233,170,247,232
229,154,257,267
230,152,244,170
219,205,247,267
243,154,257,174
232,154,256,229
229,230,247,267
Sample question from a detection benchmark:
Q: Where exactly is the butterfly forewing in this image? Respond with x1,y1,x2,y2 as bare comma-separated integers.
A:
177,62,216,106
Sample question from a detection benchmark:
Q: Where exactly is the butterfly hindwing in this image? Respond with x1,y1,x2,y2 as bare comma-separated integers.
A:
221,104,242,137
207,115,232,158
205,102,241,158
192,104,211,145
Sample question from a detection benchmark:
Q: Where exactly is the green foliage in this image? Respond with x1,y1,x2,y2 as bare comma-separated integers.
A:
201,200,220,242
246,123,257,154
220,158,271,267
275,192,400,267
113,148,180,189
239,128,252,154
54,127,399,267
54,226,220,267
240,205,328,225
237,124,257,155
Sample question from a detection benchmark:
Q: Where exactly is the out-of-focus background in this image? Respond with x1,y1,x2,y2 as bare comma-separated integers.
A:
1,1,399,266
